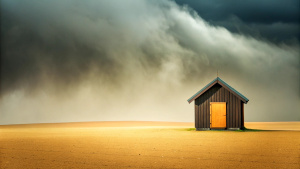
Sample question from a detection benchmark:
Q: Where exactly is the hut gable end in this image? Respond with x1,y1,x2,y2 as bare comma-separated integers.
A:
187,77,249,104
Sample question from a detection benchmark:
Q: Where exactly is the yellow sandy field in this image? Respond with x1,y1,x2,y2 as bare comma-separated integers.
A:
0,121,299,168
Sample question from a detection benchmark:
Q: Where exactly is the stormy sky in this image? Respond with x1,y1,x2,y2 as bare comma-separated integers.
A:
1,0,299,124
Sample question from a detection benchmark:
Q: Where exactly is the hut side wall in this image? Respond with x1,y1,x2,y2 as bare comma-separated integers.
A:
195,84,243,129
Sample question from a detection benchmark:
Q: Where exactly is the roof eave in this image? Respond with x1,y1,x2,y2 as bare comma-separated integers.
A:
217,79,249,103
187,80,218,104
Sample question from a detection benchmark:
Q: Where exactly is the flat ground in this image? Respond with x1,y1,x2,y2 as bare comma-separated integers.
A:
0,122,299,168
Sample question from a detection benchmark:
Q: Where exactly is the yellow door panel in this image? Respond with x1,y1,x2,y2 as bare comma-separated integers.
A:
210,102,226,128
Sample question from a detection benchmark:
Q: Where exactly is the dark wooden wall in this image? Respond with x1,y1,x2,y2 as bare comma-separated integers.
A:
195,83,244,129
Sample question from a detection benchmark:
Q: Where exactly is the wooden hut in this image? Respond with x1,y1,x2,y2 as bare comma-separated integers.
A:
187,77,249,130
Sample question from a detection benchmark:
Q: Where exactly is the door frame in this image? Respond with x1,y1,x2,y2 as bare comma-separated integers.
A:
210,102,227,129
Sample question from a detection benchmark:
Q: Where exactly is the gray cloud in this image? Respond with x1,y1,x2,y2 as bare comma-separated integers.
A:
1,0,299,124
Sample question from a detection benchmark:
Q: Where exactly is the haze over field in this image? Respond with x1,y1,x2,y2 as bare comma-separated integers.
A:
1,0,299,124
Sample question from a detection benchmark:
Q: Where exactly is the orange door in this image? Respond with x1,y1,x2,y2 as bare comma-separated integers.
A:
210,102,226,128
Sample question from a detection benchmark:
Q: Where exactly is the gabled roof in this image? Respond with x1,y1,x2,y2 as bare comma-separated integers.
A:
187,77,249,104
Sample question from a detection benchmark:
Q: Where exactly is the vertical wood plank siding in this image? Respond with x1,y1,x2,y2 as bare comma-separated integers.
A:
195,84,244,129
200,97,203,128
225,88,229,127
203,98,206,128
195,101,198,128
242,102,244,128
231,92,233,127
233,93,236,127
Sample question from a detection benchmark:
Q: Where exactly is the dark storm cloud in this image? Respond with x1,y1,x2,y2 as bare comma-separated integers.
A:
1,1,126,95
175,0,299,23
174,0,300,44
0,0,299,124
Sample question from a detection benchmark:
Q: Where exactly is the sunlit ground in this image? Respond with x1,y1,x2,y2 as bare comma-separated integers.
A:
0,121,299,168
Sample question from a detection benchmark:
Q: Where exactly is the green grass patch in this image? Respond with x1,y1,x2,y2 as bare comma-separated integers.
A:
181,127,265,132
236,126,264,132
182,128,196,131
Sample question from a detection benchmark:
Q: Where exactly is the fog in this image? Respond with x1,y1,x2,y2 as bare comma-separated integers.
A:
1,0,299,124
